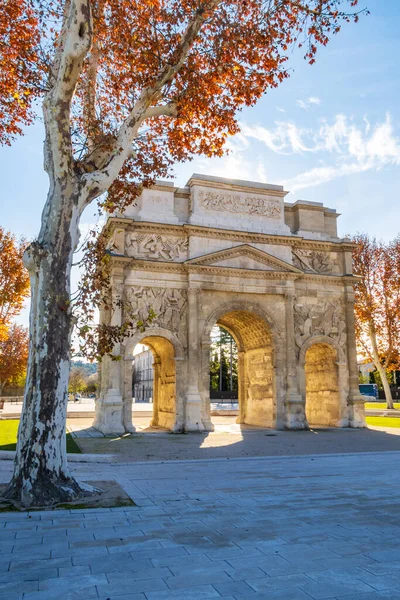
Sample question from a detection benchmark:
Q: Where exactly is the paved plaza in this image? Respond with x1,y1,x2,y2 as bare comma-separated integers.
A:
67,417,400,461
1,450,400,599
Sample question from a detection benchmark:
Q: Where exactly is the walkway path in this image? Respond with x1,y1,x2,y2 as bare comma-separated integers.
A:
1,451,400,599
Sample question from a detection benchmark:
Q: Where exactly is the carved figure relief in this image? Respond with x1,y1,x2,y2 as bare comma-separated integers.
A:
126,233,188,261
294,297,347,355
198,190,281,218
124,286,188,340
292,249,340,274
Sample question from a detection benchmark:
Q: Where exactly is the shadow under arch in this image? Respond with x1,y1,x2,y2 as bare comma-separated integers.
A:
122,327,185,433
201,300,281,429
298,335,348,428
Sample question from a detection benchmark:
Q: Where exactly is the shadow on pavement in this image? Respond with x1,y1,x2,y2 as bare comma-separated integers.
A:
71,417,400,462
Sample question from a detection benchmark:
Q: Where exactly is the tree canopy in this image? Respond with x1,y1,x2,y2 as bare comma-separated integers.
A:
1,0,366,209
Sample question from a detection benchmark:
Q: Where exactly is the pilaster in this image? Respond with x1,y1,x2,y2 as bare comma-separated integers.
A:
185,286,205,431
284,289,308,429
345,287,366,427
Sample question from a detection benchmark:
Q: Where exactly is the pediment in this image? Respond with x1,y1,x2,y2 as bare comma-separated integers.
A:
185,244,302,273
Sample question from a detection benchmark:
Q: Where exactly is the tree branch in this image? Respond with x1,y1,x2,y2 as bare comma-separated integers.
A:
143,104,178,119
81,0,221,201
43,0,93,177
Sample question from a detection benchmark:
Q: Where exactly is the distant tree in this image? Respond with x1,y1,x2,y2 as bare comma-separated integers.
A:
0,228,30,341
68,367,87,395
0,324,29,395
84,373,98,395
352,234,400,409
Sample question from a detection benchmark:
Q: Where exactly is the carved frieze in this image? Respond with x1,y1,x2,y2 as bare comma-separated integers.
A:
124,286,188,341
292,249,340,275
198,190,281,218
294,297,347,356
125,233,188,261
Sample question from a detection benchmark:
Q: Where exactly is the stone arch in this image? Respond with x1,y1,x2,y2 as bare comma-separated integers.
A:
122,327,185,432
298,336,347,427
201,300,279,428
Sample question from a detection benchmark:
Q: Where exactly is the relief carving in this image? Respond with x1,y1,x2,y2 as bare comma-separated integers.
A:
292,249,340,274
126,233,188,261
198,190,281,218
294,298,347,355
124,286,188,340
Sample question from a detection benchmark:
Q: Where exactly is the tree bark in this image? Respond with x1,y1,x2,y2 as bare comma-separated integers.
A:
4,178,95,507
369,324,394,410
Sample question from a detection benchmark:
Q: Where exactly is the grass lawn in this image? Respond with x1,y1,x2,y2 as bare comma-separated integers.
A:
365,402,400,410
0,420,81,453
366,416,400,428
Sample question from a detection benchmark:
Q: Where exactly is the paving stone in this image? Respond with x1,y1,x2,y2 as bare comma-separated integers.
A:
146,585,222,599
23,586,99,600
39,574,108,591
97,576,168,596
212,579,257,596
298,579,376,599
165,570,232,589
106,567,172,581
246,573,314,593
334,592,400,600
0,567,58,583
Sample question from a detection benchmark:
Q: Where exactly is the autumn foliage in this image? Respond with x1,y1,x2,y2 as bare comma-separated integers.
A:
0,227,30,341
0,324,29,394
0,0,366,208
352,234,400,409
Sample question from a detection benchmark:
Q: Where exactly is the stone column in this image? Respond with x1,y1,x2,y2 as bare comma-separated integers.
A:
345,287,366,427
150,356,161,427
284,290,308,429
236,351,246,424
185,286,205,431
122,358,135,433
93,272,125,434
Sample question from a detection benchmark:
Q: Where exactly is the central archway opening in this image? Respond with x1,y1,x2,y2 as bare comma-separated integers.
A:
207,309,275,428
132,335,176,430
210,325,238,403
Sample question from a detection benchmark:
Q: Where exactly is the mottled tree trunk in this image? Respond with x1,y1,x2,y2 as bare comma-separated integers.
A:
4,178,92,507
369,323,394,410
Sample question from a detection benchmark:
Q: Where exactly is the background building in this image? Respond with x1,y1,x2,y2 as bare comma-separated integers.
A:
132,345,153,403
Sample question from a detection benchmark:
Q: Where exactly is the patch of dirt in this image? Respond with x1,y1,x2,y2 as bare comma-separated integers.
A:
0,480,135,512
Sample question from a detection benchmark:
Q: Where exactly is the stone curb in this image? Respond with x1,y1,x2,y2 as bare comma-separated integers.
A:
1,449,400,466
0,451,116,463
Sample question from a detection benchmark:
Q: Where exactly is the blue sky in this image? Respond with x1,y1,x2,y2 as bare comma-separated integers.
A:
1,0,399,325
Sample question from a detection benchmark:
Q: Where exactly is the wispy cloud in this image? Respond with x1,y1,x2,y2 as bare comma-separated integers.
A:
240,113,400,192
296,96,321,110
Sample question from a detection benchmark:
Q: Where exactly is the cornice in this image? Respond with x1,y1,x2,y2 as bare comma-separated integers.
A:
109,254,358,289
185,264,301,280
187,176,288,198
103,217,355,252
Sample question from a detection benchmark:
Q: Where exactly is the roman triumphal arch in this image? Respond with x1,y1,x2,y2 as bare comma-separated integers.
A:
94,174,365,433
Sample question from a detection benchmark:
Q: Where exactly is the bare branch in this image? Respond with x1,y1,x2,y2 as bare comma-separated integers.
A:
143,104,178,119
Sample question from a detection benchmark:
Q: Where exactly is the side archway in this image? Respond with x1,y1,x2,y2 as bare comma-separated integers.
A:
298,336,348,427
122,327,185,432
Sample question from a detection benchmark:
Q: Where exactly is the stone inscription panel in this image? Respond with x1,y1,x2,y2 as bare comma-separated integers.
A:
198,190,281,218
